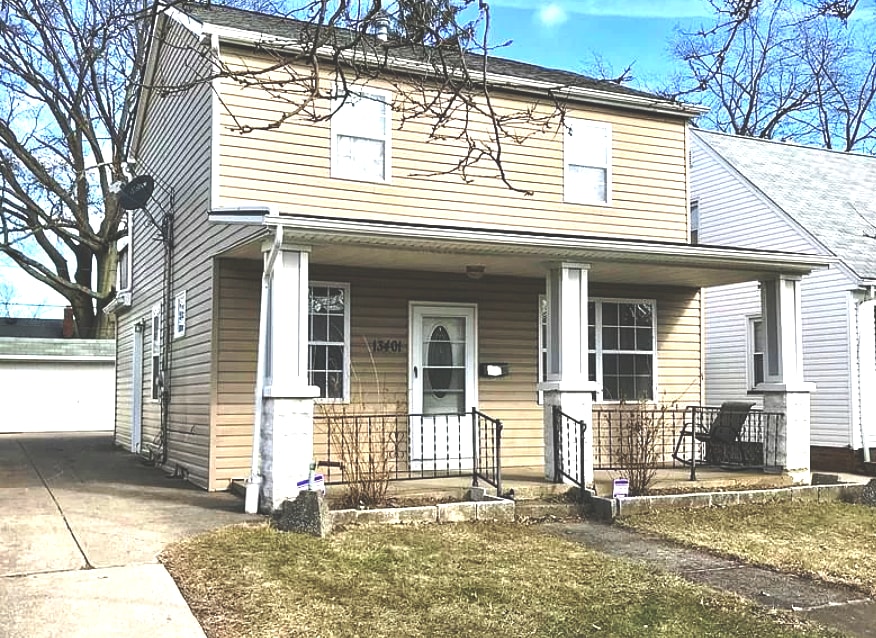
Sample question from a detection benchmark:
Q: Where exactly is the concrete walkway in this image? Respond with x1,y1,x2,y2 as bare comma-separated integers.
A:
0,432,258,638
547,520,876,637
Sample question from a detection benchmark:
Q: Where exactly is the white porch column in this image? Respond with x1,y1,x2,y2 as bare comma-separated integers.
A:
759,275,814,480
259,246,320,512
539,263,600,487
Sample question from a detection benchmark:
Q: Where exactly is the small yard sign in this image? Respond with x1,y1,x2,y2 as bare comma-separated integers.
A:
296,473,326,495
613,478,630,499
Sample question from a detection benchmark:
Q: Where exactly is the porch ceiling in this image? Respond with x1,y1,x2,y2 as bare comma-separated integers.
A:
213,210,832,287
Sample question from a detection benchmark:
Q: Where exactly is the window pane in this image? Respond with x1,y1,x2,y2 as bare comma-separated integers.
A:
567,165,606,203
619,326,635,350
753,319,764,352
636,327,653,350
311,315,328,342
337,135,385,181
326,372,344,399
311,372,327,398
328,315,344,342
326,345,344,371
588,353,596,382
603,326,618,349
754,353,764,386
603,303,618,325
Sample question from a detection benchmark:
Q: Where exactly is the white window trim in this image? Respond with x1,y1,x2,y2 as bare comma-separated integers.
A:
330,86,392,184
309,281,352,403
173,291,186,339
538,294,547,404
746,315,764,390
589,297,658,403
150,302,162,402
564,118,612,206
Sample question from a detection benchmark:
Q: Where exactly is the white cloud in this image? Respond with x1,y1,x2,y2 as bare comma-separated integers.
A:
493,0,713,19
537,3,568,27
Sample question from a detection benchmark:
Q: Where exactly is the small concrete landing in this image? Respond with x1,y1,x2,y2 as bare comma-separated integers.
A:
547,520,875,637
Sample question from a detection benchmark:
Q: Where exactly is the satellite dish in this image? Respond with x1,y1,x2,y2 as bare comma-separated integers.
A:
118,175,155,210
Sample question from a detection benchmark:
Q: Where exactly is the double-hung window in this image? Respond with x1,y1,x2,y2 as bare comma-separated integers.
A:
588,299,656,401
748,316,765,389
331,87,391,183
565,119,611,205
308,283,351,401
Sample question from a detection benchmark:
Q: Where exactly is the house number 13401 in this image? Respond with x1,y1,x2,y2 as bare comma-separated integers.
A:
371,339,404,353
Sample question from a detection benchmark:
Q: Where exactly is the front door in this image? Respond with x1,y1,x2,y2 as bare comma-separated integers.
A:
409,304,477,471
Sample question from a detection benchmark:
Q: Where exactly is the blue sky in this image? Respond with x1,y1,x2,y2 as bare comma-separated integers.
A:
484,0,716,91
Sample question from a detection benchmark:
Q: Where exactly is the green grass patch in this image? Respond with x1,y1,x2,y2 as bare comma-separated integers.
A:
619,500,876,596
162,522,844,637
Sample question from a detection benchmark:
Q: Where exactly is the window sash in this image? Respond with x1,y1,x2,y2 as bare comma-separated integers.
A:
749,316,765,388
308,282,351,401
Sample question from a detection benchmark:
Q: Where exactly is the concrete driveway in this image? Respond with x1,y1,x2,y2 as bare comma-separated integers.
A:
0,432,258,638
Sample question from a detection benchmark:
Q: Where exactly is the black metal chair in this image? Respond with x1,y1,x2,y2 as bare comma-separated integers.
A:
673,401,756,467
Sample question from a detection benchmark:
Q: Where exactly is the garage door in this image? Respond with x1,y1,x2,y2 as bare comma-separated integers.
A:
0,356,114,434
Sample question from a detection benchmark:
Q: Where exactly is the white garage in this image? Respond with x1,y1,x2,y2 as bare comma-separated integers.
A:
0,338,115,433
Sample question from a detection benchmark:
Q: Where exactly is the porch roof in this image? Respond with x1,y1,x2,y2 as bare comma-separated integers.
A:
212,209,832,287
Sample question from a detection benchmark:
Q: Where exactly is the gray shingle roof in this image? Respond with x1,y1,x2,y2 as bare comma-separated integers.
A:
694,129,876,281
179,2,670,104
0,318,63,339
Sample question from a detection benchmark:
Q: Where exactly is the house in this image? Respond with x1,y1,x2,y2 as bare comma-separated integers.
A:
0,309,115,433
108,2,828,511
692,128,876,472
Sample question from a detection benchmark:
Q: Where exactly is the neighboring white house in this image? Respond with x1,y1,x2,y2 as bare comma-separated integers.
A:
692,129,876,471
0,316,115,434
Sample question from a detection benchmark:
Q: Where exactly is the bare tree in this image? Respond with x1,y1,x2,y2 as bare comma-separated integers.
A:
194,0,567,193
1,0,573,337
671,0,876,152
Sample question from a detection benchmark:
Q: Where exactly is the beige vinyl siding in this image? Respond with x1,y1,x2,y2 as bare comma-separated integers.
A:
213,264,702,483
215,52,689,241
116,16,262,489
211,259,261,489
113,321,134,451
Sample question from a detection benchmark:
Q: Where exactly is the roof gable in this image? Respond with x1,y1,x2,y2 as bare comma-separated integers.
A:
694,129,876,281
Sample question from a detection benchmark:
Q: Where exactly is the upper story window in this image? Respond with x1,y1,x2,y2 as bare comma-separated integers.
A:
564,119,611,205
588,299,656,402
690,198,700,245
309,282,351,401
331,88,391,183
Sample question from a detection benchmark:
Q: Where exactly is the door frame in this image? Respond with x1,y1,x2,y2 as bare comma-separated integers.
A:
408,302,478,416
131,322,144,454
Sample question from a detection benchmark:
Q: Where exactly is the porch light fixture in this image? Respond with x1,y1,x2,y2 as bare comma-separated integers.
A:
465,265,485,280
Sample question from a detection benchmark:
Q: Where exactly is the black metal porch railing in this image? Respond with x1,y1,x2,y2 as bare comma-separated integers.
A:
591,404,784,476
552,406,587,488
673,405,784,480
313,408,503,492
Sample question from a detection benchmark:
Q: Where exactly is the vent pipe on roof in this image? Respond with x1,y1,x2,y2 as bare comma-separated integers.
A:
374,12,390,41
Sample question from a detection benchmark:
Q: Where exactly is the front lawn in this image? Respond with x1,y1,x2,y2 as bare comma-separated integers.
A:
619,500,876,595
162,522,843,638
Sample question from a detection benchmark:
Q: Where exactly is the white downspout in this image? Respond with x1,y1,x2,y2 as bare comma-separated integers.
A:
859,287,876,464
245,225,283,514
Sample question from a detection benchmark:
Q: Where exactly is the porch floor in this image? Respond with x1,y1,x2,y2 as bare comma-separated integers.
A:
327,465,842,503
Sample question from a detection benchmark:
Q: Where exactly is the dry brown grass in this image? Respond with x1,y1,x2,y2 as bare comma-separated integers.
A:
619,500,876,596
162,522,844,638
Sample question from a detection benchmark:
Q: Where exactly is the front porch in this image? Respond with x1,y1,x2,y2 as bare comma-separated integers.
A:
207,212,829,512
